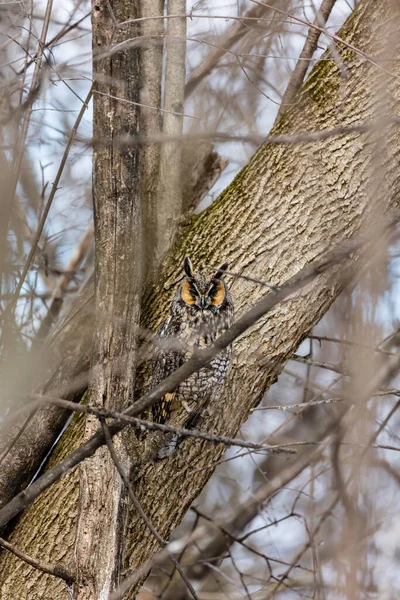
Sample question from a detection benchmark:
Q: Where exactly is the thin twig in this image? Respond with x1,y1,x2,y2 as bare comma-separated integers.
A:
110,434,335,599
184,2,269,99
251,0,400,80
309,335,394,356
35,223,94,340
0,0,54,290
276,0,338,120
5,85,93,316
291,354,349,376
251,397,344,411
0,226,394,529
113,343,400,599
0,536,74,584
27,392,295,454
17,12,91,75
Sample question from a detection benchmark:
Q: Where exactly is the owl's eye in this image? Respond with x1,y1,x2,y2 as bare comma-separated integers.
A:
208,280,226,306
181,280,197,305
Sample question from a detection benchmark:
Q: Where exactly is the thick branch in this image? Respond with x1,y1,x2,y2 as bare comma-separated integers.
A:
139,0,164,276
1,2,400,596
0,227,391,530
114,346,400,599
101,420,199,600
72,1,143,598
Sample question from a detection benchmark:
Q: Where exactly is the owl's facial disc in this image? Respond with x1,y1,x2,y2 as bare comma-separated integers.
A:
184,283,211,311
208,280,226,306
181,280,197,305
181,277,226,311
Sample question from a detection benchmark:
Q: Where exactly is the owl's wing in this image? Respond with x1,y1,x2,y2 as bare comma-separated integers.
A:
152,316,185,424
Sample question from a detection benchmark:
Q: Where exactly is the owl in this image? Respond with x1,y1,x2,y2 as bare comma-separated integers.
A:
151,256,234,458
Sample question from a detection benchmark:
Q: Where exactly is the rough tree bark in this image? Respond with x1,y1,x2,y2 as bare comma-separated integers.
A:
0,0,225,514
72,2,142,599
1,0,400,597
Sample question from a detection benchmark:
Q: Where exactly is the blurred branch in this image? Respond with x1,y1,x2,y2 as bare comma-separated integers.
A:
113,344,400,599
309,334,394,355
182,144,228,213
3,85,93,320
251,0,394,77
371,458,400,487
0,0,53,291
35,223,94,341
276,0,338,121
89,116,400,148
113,430,334,599
181,3,284,213
0,223,394,530
184,2,270,99
2,5,400,594
17,11,91,76
270,494,340,596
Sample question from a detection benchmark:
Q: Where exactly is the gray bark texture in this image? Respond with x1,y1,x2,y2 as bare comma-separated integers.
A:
1,0,400,597
73,1,142,599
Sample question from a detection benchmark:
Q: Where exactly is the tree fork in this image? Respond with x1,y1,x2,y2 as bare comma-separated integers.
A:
1,1,400,597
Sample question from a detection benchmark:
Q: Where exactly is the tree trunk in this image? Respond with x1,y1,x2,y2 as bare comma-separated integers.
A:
155,0,187,265
1,0,400,597
140,0,164,277
73,1,142,598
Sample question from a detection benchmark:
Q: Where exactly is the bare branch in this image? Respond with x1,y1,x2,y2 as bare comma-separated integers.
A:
26,392,296,454
113,345,400,598
276,0,338,120
4,85,93,317
35,223,94,340
155,0,187,263
184,2,270,99
0,536,74,585
0,225,393,530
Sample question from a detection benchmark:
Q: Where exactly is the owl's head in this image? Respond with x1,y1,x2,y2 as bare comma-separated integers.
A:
177,256,231,314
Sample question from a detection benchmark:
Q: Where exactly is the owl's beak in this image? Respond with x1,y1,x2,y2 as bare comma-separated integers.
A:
199,296,207,310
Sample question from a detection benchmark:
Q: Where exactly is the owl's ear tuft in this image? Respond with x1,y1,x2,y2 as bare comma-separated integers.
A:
213,263,228,279
184,256,194,278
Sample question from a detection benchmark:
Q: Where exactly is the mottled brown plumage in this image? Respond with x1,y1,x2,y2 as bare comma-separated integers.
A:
151,257,234,458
